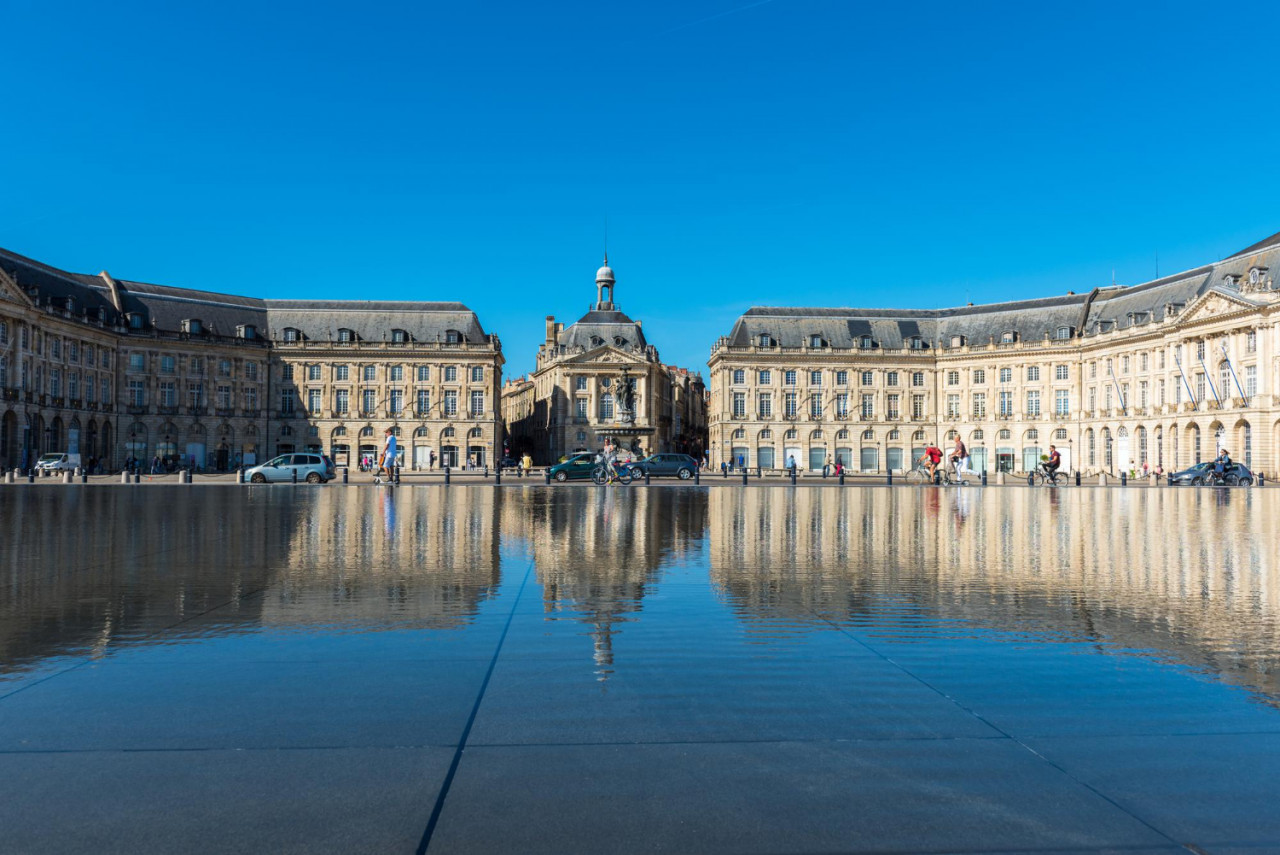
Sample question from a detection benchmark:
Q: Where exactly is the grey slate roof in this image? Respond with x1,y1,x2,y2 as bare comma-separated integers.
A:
729,232,1280,346
0,246,492,344
558,307,648,350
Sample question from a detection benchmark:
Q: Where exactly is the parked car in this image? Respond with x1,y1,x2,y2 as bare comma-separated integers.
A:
35,452,77,472
1169,461,1254,486
626,453,699,480
246,453,336,483
498,455,521,472
549,452,598,482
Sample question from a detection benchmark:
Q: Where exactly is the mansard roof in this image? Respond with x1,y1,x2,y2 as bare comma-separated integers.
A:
0,245,492,344
558,307,648,351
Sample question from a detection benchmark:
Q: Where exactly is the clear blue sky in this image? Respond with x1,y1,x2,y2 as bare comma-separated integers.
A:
4,0,1279,377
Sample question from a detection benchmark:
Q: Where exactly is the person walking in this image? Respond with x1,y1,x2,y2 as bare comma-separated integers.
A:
787,454,797,477
376,428,397,484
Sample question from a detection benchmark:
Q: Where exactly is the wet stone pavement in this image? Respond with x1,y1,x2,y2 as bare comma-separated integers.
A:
1,485,1279,854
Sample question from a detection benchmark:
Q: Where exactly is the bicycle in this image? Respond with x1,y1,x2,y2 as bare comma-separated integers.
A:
591,463,633,485
905,461,969,486
1031,463,1070,487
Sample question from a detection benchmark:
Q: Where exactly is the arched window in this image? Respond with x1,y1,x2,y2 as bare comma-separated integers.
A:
998,429,1011,440
337,328,354,343
613,337,628,347
972,429,984,441
359,426,374,437
759,429,772,439
414,427,429,437
283,327,300,342
862,429,874,440
733,428,745,439
888,429,901,440
445,329,463,344
1054,428,1067,440
590,335,604,348
442,426,455,437
784,428,798,440
913,430,926,441
1054,326,1073,340
1000,330,1017,344
469,427,482,438
758,333,774,347
332,426,347,437
391,329,408,344
836,429,848,440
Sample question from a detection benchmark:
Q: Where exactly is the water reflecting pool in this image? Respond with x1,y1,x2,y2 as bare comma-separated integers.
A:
2,485,1279,853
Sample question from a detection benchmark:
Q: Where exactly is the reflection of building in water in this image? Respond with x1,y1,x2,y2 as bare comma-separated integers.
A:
709,488,1280,704
262,487,503,629
0,488,506,677
506,488,707,676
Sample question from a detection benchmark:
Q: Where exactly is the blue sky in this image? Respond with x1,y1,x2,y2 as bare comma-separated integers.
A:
4,0,1279,377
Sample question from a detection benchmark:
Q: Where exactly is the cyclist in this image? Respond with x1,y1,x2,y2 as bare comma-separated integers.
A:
950,436,968,477
602,440,621,483
1043,444,1061,482
917,444,943,481
1212,448,1231,483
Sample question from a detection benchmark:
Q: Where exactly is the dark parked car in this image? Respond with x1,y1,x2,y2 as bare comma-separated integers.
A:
1169,461,1254,486
549,453,598,482
626,453,699,480
498,456,520,471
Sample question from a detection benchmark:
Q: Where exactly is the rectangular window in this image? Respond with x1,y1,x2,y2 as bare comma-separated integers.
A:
911,394,925,420
68,342,79,363
911,372,925,387
784,392,797,418
885,371,899,387
390,389,404,414
390,365,403,382
1055,365,1068,380
335,365,348,381
49,369,61,398
1195,373,1205,402
784,370,797,386
363,364,376,381
217,385,231,408
416,389,431,415
999,367,1011,384
128,379,146,406
809,370,822,386
946,370,959,386
308,389,322,413
758,370,771,385
1247,331,1257,353
835,371,848,386
159,381,176,407
1121,355,1130,373
471,366,484,382
417,365,430,382
280,387,295,414
732,392,746,417
946,393,960,418
1139,381,1148,408
308,364,321,381
1157,380,1165,406
335,389,349,413
281,363,292,382
84,375,94,402
809,394,822,418
1054,389,1069,416
599,394,613,420
1140,353,1148,372
732,369,745,385
972,369,985,384
1245,365,1257,397
576,398,588,419
189,382,204,408
576,376,587,391
835,393,849,418
101,378,110,402
861,371,873,386
444,390,458,416
972,392,986,419
245,362,259,381
244,387,258,410
757,393,772,418
445,366,458,382
129,353,145,372
362,388,377,414
1026,366,1039,382
999,391,1013,416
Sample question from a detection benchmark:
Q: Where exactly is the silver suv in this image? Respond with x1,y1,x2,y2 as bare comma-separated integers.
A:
246,453,336,483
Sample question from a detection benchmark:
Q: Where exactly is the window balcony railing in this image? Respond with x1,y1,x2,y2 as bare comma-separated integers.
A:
126,404,148,415
188,406,207,416
215,407,236,418
158,405,179,415
242,409,261,418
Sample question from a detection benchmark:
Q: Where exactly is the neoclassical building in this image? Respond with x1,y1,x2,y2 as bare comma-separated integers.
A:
502,259,707,463
708,230,1280,476
0,247,502,471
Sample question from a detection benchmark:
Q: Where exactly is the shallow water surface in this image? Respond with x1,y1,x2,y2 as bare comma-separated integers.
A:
1,485,1278,853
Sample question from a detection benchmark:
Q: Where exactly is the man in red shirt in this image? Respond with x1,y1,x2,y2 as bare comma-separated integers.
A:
918,444,943,481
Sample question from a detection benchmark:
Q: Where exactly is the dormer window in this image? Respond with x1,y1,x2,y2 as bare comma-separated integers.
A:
445,329,462,345
391,329,408,344
66,297,75,313
1223,274,1239,287
590,335,604,347
1000,331,1017,344
909,336,925,349
1054,326,1073,340
128,313,144,330
614,337,629,347
283,327,300,342
757,333,774,348
950,335,965,348
1249,267,1268,285
860,335,873,349
97,308,107,321
809,335,825,348
337,328,354,343
182,319,203,335
238,324,256,340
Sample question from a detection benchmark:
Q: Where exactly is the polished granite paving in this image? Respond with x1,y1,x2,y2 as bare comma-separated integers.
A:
1,485,1278,854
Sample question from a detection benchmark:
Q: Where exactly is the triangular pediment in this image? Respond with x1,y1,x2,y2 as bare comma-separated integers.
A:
1174,288,1260,325
0,266,35,309
559,345,649,365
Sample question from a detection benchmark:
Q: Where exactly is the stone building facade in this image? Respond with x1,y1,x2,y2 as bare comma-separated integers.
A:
0,247,502,471
708,230,1280,476
501,260,707,464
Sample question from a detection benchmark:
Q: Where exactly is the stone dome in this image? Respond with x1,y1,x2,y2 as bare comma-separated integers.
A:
596,263,615,284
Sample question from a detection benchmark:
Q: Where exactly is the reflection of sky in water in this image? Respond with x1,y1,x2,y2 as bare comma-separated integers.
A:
2,485,1279,708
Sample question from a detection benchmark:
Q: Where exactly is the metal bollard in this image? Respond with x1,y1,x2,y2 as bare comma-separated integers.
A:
395,466,401,486
81,470,89,484
822,468,827,479
1120,471,1127,486
839,471,845,486
545,469,551,485
887,470,893,486
484,465,489,479
292,468,298,484
981,470,988,487
934,471,941,486
790,468,797,485
1027,472,1034,486
694,467,700,485
646,470,652,486
1257,472,1264,487
343,467,349,485
28,469,36,484
444,466,451,486
1075,470,1081,486
741,469,747,486
722,466,727,479
238,467,246,484
495,466,501,486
